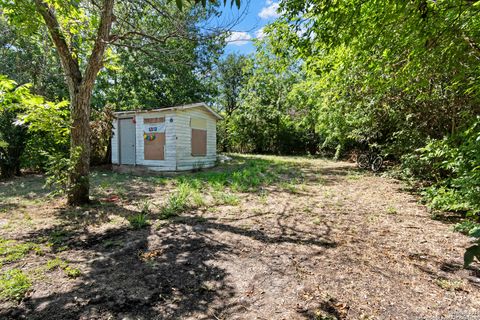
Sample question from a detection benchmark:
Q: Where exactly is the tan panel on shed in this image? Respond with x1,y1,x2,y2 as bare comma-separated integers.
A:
191,129,207,156
144,132,165,160
144,117,165,124
190,118,207,129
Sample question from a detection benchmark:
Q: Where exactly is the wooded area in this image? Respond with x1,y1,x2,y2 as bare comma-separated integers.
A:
0,0,479,318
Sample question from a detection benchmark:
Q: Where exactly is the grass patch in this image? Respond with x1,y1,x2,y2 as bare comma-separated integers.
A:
64,266,82,278
160,182,198,218
0,269,31,301
45,258,82,278
46,257,67,270
0,238,42,265
128,213,149,229
212,191,240,206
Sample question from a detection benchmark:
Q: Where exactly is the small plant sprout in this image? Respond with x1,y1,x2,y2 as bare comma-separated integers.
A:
386,206,397,215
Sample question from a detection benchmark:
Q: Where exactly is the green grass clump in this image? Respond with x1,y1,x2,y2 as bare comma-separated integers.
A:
0,238,42,265
128,213,149,229
160,182,199,218
386,206,398,215
0,269,31,301
213,191,240,206
43,230,71,252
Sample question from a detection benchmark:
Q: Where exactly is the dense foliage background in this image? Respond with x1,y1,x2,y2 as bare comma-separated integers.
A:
214,1,480,222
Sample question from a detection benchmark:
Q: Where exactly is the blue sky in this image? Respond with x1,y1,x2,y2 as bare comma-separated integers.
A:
214,0,280,55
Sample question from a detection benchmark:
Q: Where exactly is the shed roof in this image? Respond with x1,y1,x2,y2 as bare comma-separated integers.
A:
113,102,222,120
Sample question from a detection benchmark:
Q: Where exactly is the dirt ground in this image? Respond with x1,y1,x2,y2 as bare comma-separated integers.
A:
0,155,479,320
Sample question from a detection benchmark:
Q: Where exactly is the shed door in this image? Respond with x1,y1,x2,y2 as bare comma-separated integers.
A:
119,118,136,165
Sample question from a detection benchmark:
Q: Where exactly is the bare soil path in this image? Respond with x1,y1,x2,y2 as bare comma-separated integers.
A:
0,155,479,319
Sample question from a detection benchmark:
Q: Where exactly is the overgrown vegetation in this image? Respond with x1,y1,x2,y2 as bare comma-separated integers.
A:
0,269,31,301
211,1,480,265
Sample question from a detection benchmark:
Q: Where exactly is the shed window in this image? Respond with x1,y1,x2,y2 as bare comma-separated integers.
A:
191,117,207,156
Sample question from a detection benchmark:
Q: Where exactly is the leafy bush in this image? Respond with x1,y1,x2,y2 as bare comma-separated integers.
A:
0,269,31,301
454,221,480,235
0,76,30,178
43,147,82,195
464,229,480,267
414,118,480,217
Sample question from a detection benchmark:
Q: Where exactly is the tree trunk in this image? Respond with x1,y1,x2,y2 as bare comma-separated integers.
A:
67,86,92,205
34,0,115,205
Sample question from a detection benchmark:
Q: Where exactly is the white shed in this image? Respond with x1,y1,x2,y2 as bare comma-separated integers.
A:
111,102,221,172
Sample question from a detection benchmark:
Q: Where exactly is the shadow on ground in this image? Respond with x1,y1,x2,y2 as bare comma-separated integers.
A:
4,200,336,319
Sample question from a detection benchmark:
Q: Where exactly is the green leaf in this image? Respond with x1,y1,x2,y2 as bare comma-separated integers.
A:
464,245,480,267
175,0,182,10
469,227,480,238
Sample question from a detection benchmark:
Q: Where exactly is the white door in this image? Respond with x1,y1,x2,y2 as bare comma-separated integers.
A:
119,118,136,165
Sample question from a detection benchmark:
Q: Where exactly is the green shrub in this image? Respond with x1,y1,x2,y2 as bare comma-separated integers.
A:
44,147,82,195
412,118,480,217
454,221,480,235
0,269,31,301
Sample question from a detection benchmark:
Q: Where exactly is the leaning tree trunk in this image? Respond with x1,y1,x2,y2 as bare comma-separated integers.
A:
67,86,93,205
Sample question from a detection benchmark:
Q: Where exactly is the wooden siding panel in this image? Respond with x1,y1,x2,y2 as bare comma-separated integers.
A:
175,108,217,170
111,119,119,164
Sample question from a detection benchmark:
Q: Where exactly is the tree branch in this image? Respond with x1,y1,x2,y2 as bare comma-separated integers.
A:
83,0,115,90
33,0,82,90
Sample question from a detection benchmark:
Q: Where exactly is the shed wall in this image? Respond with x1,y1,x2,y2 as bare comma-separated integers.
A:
111,119,119,164
175,108,217,170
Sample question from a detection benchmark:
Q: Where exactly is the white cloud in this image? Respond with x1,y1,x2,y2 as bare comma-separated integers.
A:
255,27,266,40
226,31,252,46
259,0,280,19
